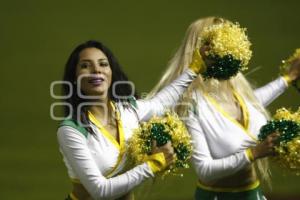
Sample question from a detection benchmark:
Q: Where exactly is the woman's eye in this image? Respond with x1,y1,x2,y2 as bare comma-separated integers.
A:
80,63,89,68
100,62,109,67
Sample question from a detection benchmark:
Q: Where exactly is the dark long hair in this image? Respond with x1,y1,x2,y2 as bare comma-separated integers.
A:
62,40,138,129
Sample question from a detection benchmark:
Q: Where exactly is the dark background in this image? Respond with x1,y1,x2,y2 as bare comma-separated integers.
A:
0,0,299,199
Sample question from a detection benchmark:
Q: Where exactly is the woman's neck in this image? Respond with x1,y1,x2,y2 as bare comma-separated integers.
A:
204,79,234,101
203,80,243,121
88,98,113,126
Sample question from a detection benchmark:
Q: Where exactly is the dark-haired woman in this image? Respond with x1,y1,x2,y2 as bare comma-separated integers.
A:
57,40,204,200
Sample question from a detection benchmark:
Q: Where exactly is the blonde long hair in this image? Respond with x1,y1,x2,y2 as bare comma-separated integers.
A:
149,16,271,187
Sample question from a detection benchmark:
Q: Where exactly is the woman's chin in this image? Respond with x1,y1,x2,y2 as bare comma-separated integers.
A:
84,89,108,98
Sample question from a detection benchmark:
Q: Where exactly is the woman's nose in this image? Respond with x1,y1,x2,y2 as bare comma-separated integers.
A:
91,62,101,73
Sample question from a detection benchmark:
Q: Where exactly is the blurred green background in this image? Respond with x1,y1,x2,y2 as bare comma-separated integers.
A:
0,0,299,199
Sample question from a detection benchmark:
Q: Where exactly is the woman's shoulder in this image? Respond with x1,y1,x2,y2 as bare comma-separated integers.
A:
115,96,139,111
57,119,89,139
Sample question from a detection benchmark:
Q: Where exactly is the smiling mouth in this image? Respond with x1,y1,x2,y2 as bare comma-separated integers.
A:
88,77,104,86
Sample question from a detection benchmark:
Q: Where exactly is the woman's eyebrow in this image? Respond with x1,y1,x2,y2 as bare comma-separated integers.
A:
79,58,107,62
98,58,108,61
79,59,92,62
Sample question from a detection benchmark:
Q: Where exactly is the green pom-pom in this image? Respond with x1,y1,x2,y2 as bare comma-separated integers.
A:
259,120,300,143
174,143,191,168
127,112,193,177
175,143,190,160
203,54,242,80
150,123,172,146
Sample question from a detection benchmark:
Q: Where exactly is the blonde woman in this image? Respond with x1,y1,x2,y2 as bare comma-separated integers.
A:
148,17,300,199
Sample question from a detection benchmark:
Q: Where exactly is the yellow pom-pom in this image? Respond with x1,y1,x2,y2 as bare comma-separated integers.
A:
274,137,300,175
200,21,252,69
127,112,192,177
273,107,300,123
280,48,300,75
270,107,300,175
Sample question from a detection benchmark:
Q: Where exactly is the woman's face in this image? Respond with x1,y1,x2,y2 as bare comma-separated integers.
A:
76,47,112,98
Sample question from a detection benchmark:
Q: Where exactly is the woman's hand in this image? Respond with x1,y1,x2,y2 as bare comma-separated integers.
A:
251,132,279,160
287,57,300,81
200,45,213,67
151,140,175,166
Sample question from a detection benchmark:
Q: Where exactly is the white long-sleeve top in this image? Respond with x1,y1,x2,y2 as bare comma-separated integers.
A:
57,69,197,200
186,77,288,184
